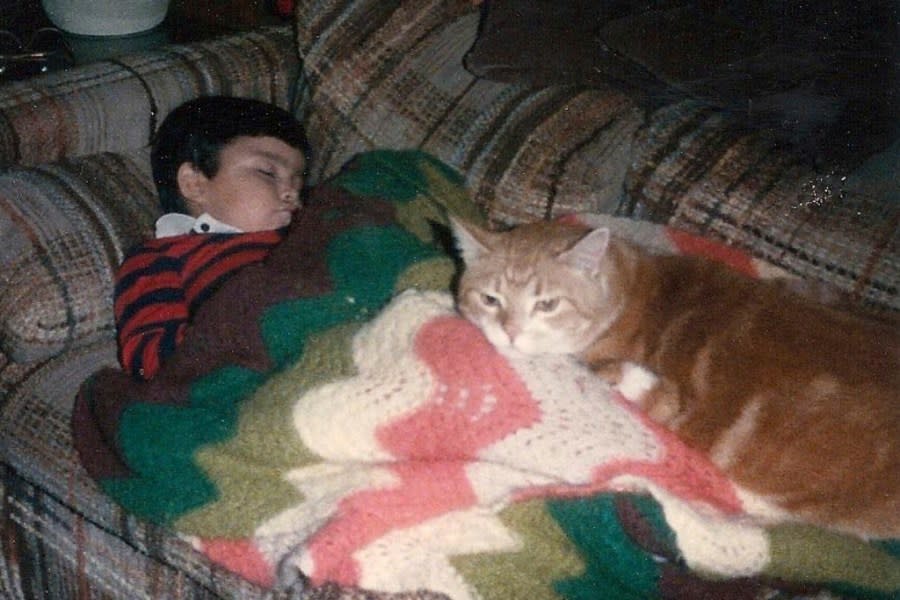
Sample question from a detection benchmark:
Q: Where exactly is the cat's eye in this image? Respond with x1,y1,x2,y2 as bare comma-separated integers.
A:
480,293,501,308
534,298,559,312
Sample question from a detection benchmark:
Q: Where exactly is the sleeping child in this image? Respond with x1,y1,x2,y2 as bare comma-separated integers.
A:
114,96,310,380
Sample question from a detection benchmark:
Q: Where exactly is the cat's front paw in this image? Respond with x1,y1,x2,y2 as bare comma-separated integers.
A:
617,363,682,426
617,363,659,402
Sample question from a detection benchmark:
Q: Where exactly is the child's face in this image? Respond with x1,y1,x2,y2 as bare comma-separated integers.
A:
181,135,306,232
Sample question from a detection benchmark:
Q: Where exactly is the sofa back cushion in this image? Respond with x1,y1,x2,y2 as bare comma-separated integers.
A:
0,150,158,363
627,100,900,312
0,27,298,168
294,0,645,225
295,0,899,312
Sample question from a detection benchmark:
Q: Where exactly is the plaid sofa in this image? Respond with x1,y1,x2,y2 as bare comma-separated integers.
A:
0,1,896,598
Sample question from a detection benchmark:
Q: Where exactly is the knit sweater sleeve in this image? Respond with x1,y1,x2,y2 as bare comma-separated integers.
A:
114,239,190,381
113,231,284,380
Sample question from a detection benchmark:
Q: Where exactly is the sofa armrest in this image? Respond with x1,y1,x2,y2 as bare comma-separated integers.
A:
0,26,298,168
0,149,158,363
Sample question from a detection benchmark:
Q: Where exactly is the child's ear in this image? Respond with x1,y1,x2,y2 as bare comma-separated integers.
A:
176,162,209,206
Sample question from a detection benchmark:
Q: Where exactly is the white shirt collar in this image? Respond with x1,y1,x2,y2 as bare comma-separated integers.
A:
155,212,243,238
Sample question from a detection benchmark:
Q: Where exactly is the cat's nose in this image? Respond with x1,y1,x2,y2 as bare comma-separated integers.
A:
501,319,522,343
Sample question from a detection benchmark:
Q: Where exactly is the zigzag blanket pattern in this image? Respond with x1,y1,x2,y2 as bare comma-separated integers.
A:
73,151,900,600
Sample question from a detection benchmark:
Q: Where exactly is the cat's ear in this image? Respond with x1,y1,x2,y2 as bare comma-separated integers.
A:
558,227,610,276
450,217,493,264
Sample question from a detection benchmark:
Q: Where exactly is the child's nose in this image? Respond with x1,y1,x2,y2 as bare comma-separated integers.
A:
281,185,300,205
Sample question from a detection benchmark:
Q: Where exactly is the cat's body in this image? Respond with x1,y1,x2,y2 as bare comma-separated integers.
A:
451,218,900,539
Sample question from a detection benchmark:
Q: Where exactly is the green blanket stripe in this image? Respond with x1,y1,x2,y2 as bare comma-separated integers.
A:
103,150,475,526
451,500,586,600
101,366,266,523
178,322,363,537
334,150,487,243
548,494,662,600
394,166,488,243
880,540,900,556
107,225,438,524
766,525,900,599
332,150,464,204
392,255,458,295
629,494,680,561
262,224,445,371
452,494,672,600
178,256,455,538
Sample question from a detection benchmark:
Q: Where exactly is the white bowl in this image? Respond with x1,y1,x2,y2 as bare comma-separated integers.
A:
41,0,171,37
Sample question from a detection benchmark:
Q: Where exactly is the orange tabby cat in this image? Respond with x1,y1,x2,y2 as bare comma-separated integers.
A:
451,217,899,539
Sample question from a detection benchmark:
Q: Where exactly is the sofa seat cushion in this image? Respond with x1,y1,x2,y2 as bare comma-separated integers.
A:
0,149,159,363
0,341,266,599
295,0,644,225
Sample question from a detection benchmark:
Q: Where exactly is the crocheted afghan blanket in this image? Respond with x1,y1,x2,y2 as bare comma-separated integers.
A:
73,151,900,600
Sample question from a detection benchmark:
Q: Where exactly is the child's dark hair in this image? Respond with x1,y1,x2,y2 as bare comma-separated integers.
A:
151,96,311,214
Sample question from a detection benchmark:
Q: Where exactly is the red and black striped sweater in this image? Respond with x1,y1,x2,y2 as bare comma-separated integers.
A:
114,230,283,380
